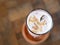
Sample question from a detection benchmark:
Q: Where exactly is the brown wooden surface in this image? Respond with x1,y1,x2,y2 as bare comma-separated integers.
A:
0,0,60,45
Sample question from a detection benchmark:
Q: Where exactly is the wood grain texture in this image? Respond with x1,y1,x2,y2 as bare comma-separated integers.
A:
43,0,60,14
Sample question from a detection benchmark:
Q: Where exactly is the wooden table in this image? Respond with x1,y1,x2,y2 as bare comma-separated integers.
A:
0,0,60,45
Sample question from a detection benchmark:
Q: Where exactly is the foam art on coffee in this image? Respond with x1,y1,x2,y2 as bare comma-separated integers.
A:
27,9,53,35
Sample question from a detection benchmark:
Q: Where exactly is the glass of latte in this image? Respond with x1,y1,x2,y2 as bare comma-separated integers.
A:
22,9,53,44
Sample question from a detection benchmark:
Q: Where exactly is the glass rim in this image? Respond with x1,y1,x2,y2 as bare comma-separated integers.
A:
26,8,53,35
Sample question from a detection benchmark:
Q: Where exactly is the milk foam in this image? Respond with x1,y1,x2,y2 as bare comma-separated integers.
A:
27,9,53,35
